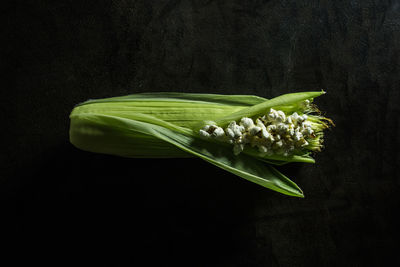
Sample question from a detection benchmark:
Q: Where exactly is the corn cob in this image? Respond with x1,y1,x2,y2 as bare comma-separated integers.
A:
69,91,333,197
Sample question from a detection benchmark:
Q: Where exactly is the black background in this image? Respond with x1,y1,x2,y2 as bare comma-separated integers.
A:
7,0,400,266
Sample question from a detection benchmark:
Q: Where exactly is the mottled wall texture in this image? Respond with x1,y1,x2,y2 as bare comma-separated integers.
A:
8,0,400,266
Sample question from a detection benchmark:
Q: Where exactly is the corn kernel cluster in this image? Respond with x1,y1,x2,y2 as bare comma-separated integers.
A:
199,108,316,156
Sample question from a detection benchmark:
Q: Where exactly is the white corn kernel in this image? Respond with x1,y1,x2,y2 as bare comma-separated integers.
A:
240,117,254,128
267,124,276,132
276,111,286,122
212,127,225,138
227,121,237,132
233,144,244,155
202,125,211,131
261,129,270,139
298,114,306,123
288,127,295,136
268,109,277,120
199,130,210,138
275,140,283,148
294,131,303,141
249,126,261,135
256,119,266,129
302,127,313,136
291,112,300,122
277,123,288,133
226,128,235,138
233,127,243,137
303,121,312,128
258,145,268,153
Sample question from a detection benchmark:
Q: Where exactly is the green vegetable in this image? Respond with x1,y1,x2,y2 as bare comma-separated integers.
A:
69,91,333,197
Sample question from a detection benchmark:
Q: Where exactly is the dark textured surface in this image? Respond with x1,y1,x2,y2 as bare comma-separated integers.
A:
7,0,400,266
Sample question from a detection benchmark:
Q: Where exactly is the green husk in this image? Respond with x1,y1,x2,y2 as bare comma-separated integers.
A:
69,91,331,197
212,91,325,126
